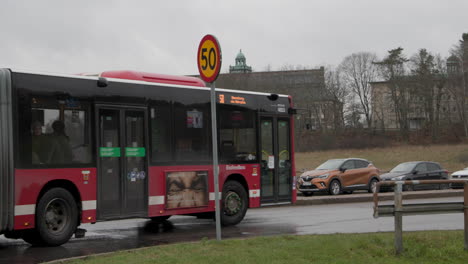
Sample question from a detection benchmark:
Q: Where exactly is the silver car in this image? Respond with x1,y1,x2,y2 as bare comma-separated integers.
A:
450,167,468,188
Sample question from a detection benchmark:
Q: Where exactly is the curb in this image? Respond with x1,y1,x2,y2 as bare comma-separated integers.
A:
295,189,464,205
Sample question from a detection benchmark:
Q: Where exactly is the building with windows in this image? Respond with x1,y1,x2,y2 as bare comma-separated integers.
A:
371,34,468,131
370,79,459,131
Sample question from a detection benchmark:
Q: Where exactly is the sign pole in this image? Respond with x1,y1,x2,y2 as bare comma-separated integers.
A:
210,81,222,241
197,34,222,241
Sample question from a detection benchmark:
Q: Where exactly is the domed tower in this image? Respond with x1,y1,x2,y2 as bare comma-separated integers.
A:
447,55,460,75
229,49,252,73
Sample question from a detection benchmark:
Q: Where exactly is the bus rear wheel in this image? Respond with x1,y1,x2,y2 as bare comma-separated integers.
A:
221,181,248,226
24,188,78,246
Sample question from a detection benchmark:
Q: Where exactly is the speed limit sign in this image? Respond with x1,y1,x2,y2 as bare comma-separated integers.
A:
197,34,222,83
197,34,222,241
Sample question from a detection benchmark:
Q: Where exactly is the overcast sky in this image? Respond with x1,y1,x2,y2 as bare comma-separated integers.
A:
1,0,467,76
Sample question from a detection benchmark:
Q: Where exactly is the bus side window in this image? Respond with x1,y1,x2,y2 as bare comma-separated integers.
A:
150,102,173,163
64,110,91,164
173,103,210,162
19,94,92,167
31,108,60,165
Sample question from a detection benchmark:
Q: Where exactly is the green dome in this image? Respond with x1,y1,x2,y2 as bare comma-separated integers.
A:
236,50,246,60
229,49,252,73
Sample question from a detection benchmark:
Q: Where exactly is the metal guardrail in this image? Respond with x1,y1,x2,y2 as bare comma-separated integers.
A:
373,180,468,255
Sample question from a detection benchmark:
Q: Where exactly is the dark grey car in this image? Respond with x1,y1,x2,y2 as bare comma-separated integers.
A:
380,161,449,191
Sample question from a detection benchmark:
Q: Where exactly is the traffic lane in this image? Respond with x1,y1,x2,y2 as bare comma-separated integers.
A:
288,197,464,234
0,197,464,263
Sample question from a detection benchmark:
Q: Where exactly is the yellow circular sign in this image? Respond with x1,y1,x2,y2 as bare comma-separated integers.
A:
197,35,221,83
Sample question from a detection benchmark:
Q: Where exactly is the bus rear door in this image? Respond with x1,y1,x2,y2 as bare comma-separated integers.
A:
96,106,148,219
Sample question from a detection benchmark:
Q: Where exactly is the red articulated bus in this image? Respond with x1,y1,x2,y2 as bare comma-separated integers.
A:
0,69,296,246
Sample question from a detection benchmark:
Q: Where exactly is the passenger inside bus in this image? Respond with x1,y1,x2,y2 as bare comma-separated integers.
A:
32,120,73,164
48,120,73,164
31,121,49,164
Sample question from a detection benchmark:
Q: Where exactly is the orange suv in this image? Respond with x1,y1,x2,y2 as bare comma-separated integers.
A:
297,158,380,196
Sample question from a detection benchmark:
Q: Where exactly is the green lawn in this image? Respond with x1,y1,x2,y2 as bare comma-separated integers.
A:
63,231,467,264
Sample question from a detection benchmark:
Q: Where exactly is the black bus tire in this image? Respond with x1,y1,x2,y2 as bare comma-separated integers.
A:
150,215,171,223
221,180,248,226
28,188,78,246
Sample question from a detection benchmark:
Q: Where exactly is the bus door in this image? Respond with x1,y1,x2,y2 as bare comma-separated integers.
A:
96,106,148,219
259,115,292,204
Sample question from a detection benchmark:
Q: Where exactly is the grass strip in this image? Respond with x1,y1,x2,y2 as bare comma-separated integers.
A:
61,231,468,264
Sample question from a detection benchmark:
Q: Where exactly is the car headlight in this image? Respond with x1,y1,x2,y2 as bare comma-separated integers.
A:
391,176,405,180
317,174,330,179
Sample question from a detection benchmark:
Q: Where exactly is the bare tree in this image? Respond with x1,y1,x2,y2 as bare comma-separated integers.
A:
263,64,273,72
375,47,411,140
278,64,311,71
279,64,297,71
339,52,379,129
410,49,439,139
324,66,347,132
370,82,389,131
344,100,363,129
446,35,468,137
450,39,464,61
433,54,447,138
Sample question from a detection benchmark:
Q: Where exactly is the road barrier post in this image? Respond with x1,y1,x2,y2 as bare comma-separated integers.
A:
394,182,403,255
374,179,468,254
465,182,468,250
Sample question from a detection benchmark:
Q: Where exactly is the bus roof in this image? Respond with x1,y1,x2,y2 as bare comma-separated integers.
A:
9,69,290,98
100,70,206,87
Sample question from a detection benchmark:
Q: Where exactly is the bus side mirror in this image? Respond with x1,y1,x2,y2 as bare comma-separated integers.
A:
97,77,108,88
267,94,278,101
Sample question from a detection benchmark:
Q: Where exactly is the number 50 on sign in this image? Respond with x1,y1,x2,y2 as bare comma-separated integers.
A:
197,35,222,83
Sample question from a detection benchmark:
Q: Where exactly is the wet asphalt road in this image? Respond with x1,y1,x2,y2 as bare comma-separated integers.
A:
0,197,464,264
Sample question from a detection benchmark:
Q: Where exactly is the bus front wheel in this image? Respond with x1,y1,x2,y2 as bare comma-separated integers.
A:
24,188,78,246
221,181,248,226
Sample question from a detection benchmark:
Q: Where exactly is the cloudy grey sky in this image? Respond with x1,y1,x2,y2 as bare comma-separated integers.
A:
1,0,467,76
